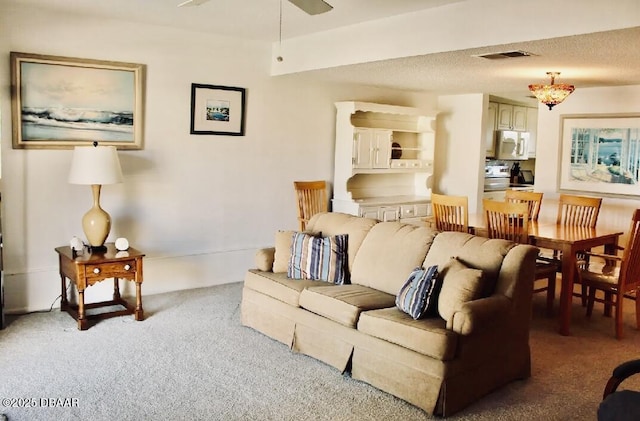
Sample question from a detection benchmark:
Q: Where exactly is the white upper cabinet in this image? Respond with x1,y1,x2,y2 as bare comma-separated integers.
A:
353,128,392,169
497,103,527,131
485,102,498,158
526,107,538,158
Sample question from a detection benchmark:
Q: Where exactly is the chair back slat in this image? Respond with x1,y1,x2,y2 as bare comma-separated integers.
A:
431,193,468,233
621,209,640,289
557,194,602,228
483,199,529,244
505,190,543,221
294,181,328,231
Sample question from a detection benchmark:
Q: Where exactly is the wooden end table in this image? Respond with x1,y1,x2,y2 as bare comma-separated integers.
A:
55,243,145,330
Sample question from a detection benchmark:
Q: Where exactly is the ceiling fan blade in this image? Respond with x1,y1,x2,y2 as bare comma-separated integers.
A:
177,0,210,7
288,0,333,15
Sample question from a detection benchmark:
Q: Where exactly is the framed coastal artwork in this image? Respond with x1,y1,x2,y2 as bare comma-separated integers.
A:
190,84,246,136
559,113,640,196
10,52,145,150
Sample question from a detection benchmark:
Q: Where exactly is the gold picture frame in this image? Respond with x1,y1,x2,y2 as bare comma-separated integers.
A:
559,113,640,196
10,52,145,150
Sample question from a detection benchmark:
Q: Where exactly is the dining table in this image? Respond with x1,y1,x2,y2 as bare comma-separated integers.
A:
426,213,624,336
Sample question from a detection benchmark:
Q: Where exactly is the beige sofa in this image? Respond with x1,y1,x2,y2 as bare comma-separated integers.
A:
241,212,538,416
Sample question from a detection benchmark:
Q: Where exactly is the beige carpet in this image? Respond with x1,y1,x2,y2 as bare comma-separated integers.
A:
1,281,639,420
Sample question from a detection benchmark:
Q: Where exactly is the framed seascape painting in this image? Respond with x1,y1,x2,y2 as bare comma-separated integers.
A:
190,84,246,136
10,52,145,150
559,113,640,196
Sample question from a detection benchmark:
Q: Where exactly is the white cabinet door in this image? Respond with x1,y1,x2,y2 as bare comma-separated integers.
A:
496,103,527,131
512,106,527,131
496,104,513,130
359,206,380,219
485,102,497,157
352,128,391,169
353,128,373,169
527,107,538,158
378,206,400,221
372,130,392,168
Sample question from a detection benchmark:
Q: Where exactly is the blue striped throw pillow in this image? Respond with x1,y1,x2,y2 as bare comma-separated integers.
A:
396,265,440,320
287,232,349,284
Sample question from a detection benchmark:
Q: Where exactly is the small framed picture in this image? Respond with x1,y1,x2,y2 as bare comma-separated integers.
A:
190,84,246,136
10,52,145,150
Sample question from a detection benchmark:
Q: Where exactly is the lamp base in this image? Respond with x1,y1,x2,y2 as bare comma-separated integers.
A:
88,245,108,253
82,185,112,250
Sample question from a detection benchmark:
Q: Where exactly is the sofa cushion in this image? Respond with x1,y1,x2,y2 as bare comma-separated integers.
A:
273,229,323,273
437,258,486,323
422,231,515,296
273,230,296,273
305,212,378,273
245,269,329,307
299,285,396,328
287,232,349,284
357,307,457,361
255,247,275,272
395,265,441,320
350,222,438,295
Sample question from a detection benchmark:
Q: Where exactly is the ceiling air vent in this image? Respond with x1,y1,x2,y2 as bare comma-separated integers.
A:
474,50,534,60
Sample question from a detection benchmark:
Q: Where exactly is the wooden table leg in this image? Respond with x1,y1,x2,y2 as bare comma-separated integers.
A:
77,288,88,330
113,277,121,300
558,244,575,336
134,281,144,321
60,274,68,310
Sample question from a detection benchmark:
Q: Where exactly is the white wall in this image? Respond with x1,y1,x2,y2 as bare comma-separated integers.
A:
0,5,436,312
534,85,640,243
434,94,486,212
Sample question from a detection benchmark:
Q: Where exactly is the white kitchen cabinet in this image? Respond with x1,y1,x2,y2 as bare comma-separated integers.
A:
353,128,392,169
332,101,437,222
378,206,401,222
526,107,538,158
359,206,382,219
485,102,498,158
358,201,431,225
497,103,527,131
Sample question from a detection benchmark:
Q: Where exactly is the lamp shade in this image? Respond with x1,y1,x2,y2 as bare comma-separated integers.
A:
68,145,123,185
528,72,575,110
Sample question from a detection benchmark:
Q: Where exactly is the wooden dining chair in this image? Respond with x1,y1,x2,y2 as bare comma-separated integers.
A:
483,199,558,315
504,190,560,307
431,193,469,233
505,190,543,221
557,193,602,228
484,199,529,243
294,180,329,231
576,209,640,339
555,194,604,304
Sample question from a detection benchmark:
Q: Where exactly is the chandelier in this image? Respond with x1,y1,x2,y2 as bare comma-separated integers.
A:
528,72,575,110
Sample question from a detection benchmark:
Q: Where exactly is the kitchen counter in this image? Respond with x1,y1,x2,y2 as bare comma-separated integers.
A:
509,183,535,189
484,184,534,193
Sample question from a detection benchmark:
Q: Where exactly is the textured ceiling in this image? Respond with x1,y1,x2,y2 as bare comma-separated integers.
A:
5,0,640,101
299,27,640,99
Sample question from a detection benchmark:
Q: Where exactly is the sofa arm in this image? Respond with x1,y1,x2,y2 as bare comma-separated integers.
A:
255,247,275,272
448,295,511,335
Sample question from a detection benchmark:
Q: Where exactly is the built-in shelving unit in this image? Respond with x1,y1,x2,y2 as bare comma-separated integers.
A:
332,101,437,225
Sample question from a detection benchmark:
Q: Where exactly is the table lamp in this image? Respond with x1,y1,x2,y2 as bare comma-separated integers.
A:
68,142,123,251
